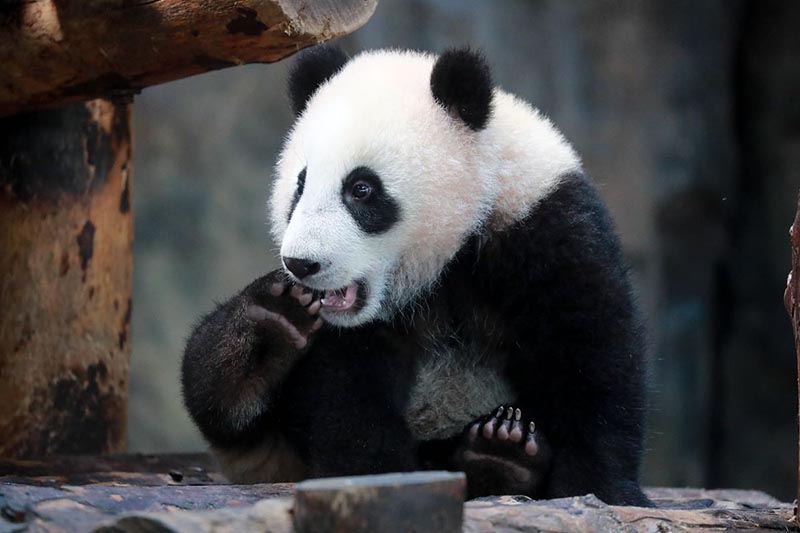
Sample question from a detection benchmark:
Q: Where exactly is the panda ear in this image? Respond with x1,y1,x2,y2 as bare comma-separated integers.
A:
430,48,493,131
288,44,350,116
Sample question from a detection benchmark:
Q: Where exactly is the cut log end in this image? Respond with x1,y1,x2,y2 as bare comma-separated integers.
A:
293,471,466,533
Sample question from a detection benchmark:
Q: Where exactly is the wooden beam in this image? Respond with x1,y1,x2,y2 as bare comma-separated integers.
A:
0,99,132,457
786,189,800,514
0,0,377,117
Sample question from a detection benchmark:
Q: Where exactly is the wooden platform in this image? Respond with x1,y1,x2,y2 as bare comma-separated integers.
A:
0,454,796,532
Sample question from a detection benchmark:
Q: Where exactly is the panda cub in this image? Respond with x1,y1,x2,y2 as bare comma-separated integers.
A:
182,46,650,506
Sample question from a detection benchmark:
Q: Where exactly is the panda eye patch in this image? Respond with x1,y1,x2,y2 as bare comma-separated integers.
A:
286,167,306,223
341,166,400,234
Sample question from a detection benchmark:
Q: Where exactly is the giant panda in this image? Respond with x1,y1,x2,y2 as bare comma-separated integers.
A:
181,45,650,506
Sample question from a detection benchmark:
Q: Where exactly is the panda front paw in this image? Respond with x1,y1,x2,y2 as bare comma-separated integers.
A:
459,405,551,498
243,269,324,350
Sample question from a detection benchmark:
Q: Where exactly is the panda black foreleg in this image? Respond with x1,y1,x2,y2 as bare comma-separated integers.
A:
278,327,421,479
455,405,551,499
181,268,323,447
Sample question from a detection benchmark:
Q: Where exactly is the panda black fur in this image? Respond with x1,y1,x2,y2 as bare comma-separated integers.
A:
181,46,650,506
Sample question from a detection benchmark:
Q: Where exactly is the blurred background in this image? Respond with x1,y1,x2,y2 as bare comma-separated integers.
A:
129,0,800,500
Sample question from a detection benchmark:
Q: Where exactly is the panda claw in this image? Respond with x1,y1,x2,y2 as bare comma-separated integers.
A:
308,300,321,315
290,285,304,299
467,405,542,459
310,318,324,332
298,293,313,306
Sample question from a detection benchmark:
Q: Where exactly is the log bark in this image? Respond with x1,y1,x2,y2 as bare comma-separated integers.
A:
0,457,794,532
1,483,792,533
0,98,133,457
787,190,800,513
0,0,377,117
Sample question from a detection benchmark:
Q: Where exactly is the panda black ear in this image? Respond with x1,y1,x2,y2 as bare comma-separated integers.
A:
288,44,350,116
430,48,493,131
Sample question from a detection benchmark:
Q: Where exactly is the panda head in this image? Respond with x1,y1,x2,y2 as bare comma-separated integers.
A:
270,46,496,327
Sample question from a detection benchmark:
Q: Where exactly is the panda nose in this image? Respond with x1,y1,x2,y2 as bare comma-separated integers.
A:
283,257,322,280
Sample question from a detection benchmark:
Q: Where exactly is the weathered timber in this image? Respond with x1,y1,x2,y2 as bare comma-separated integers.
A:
102,489,794,533
0,457,794,532
0,0,378,116
0,482,293,532
787,190,800,512
0,453,224,486
463,490,795,533
293,471,465,533
0,99,132,457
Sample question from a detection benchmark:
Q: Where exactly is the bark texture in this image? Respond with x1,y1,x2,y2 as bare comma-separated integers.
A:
0,479,792,533
787,191,800,511
0,0,377,116
0,99,133,457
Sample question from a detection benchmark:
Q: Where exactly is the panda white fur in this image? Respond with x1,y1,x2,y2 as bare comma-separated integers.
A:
182,46,650,505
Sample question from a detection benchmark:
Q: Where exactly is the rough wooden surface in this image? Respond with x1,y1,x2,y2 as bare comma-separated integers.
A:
0,99,133,458
0,0,377,116
0,453,223,486
90,488,797,533
787,189,800,511
294,472,465,533
0,455,795,533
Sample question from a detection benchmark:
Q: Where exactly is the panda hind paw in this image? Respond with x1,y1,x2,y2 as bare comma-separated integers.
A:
458,405,551,498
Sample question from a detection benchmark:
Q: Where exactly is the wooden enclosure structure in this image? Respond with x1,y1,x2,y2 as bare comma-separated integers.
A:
0,0,376,457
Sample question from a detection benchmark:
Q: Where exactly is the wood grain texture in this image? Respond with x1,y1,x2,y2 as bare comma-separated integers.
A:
0,457,794,533
293,472,465,533
0,99,132,457
0,0,377,116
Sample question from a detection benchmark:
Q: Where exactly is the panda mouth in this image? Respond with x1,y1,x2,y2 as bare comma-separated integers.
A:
318,280,367,313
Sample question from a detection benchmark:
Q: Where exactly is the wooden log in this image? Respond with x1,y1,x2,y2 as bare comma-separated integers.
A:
787,189,800,513
293,471,466,533
0,0,377,117
0,481,293,532
1,485,786,533
0,456,794,533
0,98,132,458
463,489,795,533
0,453,224,486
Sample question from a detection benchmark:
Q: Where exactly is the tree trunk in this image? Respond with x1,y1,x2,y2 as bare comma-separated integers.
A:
0,0,377,116
0,98,133,457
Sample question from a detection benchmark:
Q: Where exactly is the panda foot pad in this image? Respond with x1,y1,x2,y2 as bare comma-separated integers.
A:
460,405,549,497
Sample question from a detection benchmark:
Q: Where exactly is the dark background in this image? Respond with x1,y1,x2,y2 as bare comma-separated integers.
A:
128,0,800,500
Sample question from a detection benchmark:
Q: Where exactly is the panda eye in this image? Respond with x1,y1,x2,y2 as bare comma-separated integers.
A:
350,181,372,201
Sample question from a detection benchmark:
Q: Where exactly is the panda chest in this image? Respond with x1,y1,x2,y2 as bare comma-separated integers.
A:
402,330,514,442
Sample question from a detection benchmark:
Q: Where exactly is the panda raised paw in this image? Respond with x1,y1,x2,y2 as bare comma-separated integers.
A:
460,405,551,498
243,269,325,350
